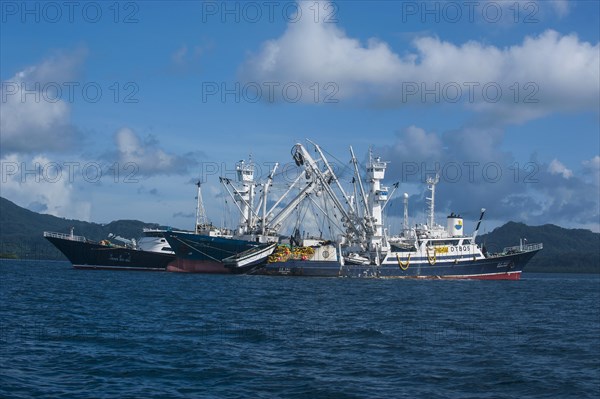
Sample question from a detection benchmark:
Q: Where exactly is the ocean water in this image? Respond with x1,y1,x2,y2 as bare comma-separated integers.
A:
1,260,598,399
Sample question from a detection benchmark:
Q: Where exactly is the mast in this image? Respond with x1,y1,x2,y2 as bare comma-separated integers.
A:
219,157,260,235
350,146,370,221
403,192,409,234
307,139,356,214
365,150,389,257
426,174,439,228
195,181,208,232
366,150,388,240
261,163,278,235
235,158,255,234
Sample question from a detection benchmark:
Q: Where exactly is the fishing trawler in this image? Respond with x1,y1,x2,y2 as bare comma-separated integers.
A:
164,165,278,273
44,228,175,271
254,141,542,279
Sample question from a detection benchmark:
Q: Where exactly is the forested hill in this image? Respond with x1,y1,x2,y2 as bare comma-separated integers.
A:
1,197,599,273
0,197,169,260
477,222,600,273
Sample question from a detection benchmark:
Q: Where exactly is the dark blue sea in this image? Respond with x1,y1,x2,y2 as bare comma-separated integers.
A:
1,260,598,399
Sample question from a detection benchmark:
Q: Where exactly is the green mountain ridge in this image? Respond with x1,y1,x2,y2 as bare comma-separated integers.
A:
1,197,598,273
477,221,600,273
0,197,172,260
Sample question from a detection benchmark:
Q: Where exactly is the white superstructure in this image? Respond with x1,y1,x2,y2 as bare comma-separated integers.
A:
137,229,175,254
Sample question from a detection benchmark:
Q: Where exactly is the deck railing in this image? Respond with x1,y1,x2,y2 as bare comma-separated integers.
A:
503,243,543,253
43,231,88,243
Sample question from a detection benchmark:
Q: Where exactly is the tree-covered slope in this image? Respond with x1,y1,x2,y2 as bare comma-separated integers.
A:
0,197,168,260
477,222,600,273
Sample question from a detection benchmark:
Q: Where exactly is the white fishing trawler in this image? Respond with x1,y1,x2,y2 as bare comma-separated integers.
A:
256,140,543,279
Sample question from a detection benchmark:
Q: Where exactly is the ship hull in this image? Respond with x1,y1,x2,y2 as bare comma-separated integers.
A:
45,236,175,271
256,250,539,279
167,259,231,274
251,260,343,277
162,231,270,273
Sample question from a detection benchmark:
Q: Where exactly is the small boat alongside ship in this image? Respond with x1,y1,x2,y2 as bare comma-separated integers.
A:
44,228,176,271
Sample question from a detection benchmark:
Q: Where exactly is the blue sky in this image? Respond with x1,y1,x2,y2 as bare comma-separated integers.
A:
1,0,599,234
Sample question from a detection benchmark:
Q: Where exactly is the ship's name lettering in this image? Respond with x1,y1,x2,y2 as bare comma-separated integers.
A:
449,246,469,252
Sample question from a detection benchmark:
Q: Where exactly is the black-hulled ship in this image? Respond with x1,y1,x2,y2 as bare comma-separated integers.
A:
44,229,175,271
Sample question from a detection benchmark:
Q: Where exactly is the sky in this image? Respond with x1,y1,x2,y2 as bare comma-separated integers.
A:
1,0,599,235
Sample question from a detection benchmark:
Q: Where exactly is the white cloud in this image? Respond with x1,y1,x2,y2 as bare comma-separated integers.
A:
380,126,599,230
14,46,88,85
582,155,600,184
548,159,574,179
113,128,197,176
390,125,443,161
240,10,404,100
169,41,212,74
0,47,87,155
480,1,571,21
171,45,189,66
0,153,92,221
240,2,598,124
0,87,72,153
582,155,600,171
548,0,571,17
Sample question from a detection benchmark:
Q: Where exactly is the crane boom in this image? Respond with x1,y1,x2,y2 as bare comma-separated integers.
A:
292,143,363,240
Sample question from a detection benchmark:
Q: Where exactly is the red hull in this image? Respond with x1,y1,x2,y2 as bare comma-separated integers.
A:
167,258,231,274
451,271,521,280
375,271,523,280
